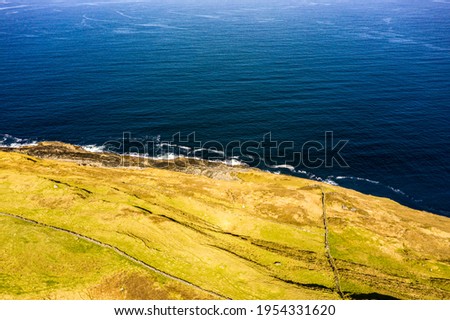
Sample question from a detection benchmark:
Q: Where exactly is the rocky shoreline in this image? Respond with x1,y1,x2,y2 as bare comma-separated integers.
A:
0,141,247,181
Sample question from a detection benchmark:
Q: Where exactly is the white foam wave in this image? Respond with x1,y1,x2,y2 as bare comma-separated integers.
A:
333,176,380,185
192,148,225,156
330,175,408,197
296,170,324,183
163,154,245,166
158,142,173,148
81,145,105,153
5,142,38,148
0,134,37,148
323,179,338,186
126,153,185,161
386,186,406,195
191,148,207,154
154,153,181,160
275,168,338,185
174,145,191,151
127,152,142,158
150,153,244,166
210,149,225,156
268,164,296,172
158,143,191,152
100,139,244,167
223,159,245,166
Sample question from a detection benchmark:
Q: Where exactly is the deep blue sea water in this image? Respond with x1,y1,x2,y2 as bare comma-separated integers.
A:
1,0,449,216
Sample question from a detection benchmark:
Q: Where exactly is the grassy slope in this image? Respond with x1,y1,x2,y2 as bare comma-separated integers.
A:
0,150,449,300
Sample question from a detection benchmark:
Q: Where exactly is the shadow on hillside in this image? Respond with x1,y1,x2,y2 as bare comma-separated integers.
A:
347,292,399,300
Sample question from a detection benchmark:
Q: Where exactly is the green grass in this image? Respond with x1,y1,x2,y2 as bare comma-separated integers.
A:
1,149,449,299
0,216,211,300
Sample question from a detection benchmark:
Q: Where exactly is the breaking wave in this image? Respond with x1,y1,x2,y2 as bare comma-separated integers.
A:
0,134,37,148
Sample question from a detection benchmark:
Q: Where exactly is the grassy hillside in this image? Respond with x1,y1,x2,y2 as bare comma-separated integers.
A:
0,144,449,300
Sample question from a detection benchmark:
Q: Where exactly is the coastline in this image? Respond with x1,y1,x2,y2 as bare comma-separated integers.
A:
0,141,445,216
0,141,249,181
1,139,447,218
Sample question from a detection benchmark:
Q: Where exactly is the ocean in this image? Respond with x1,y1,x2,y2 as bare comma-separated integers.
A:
1,0,449,216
